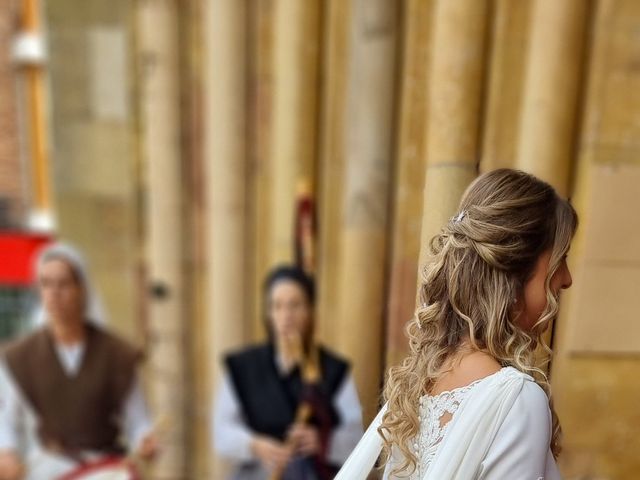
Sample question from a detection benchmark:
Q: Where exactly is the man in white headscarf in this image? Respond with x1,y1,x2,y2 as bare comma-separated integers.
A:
0,243,157,480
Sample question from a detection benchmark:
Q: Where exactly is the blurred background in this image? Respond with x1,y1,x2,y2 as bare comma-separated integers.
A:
0,0,639,478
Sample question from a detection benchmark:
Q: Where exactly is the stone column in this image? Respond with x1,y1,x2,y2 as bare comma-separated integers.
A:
320,0,399,421
204,0,249,476
136,0,186,476
418,0,490,269
516,0,588,196
385,0,434,368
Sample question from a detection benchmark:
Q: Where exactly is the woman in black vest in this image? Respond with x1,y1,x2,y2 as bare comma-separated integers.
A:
212,266,364,480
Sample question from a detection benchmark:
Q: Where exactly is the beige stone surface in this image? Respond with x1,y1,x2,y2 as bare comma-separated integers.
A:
418,0,489,269
269,0,321,267
516,0,588,196
567,164,640,353
46,0,140,342
203,0,250,477
480,0,531,172
551,1,640,478
136,0,186,476
320,0,398,421
385,0,433,369
316,0,351,347
249,0,276,342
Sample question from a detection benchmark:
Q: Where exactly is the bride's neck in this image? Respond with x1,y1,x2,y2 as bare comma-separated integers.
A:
447,339,486,363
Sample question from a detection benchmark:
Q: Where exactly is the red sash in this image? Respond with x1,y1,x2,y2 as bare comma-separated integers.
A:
58,457,139,480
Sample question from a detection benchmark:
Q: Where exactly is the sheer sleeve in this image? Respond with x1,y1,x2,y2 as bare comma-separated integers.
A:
478,381,561,480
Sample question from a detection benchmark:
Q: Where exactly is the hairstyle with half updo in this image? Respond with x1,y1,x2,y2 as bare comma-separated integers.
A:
379,169,578,476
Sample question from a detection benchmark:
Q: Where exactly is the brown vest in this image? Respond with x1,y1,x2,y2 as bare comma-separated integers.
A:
3,324,141,454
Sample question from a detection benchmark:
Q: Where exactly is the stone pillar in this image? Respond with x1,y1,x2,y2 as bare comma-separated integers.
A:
204,0,249,477
480,0,532,173
516,0,588,196
418,0,490,269
136,0,186,476
320,0,399,421
385,0,434,368
268,0,321,266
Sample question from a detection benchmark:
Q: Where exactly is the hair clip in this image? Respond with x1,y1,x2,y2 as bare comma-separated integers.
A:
453,210,467,223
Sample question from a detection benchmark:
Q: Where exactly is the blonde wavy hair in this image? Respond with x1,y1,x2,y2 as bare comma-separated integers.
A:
379,169,578,476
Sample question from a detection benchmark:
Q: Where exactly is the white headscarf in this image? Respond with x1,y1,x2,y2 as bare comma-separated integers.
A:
32,242,108,327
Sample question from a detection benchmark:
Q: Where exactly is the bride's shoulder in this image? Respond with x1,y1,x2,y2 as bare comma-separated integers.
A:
498,367,550,409
516,376,550,407
500,371,552,432
430,351,501,395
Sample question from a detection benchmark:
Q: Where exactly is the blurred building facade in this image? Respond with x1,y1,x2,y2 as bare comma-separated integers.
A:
0,1,24,229
0,0,639,479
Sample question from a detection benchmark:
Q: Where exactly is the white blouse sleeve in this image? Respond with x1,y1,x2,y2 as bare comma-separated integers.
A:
478,381,562,480
327,372,364,465
211,373,256,462
122,374,153,450
0,361,24,452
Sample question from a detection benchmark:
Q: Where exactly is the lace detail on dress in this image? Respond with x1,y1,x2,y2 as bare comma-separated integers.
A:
408,370,506,479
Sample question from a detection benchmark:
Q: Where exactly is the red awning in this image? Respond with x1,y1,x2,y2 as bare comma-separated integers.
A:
0,232,53,286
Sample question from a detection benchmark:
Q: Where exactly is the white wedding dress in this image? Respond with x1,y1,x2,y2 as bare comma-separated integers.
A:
335,367,562,480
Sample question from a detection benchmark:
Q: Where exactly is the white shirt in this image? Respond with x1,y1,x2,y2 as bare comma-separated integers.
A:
382,368,562,479
334,368,561,480
212,367,364,466
0,341,152,453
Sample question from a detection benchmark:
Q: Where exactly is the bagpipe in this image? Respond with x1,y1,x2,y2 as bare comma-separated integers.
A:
269,332,336,480
269,180,336,480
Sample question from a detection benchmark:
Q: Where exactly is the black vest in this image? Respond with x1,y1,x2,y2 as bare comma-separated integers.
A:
225,343,349,441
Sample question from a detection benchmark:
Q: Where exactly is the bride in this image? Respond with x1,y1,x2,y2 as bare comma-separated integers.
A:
336,169,577,479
